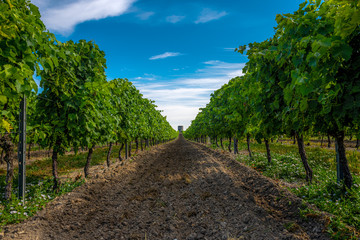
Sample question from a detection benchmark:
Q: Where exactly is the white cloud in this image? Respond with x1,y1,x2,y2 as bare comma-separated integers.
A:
137,11,155,20
199,60,245,79
139,87,214,104
149,52,182,60
224,47,236,51
135,60,245,129
195,8,227,24
178,78,228,89
134,73,157,81
32,0,136,35
226,69,244,78
160,105,201,130
203,60,242,68
138,86,214,130
166,15,185,23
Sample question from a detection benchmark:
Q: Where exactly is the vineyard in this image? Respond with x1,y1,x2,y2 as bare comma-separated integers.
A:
183,0,360,238
1,0,360,239
185,0,360,189
0,0,176,203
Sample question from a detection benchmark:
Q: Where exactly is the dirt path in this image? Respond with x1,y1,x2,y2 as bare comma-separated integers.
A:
2,136,329,240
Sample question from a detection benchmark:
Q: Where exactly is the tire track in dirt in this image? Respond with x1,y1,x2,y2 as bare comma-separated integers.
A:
2,135,329,239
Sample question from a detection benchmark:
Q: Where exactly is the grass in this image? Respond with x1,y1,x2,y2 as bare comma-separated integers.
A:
26,144,129,178
209,139,360,239
0,142,145,229
0,178,83,229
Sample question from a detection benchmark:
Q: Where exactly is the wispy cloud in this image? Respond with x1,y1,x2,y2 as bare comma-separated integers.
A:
149,52,182,60
195,8,227,24
138,86,213,129
32,0,136,35
166,15,185,23
179,77,229,88
224,47,236,51
139,87,213,104
160,105,200,130
134,60,245,129
137,11,155,20
134,73,157,81
198,60,245,80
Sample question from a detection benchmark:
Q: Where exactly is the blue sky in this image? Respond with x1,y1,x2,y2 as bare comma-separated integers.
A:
31,0,303,130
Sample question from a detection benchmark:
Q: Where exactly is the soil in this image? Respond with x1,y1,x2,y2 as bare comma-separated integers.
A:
2,135,330,240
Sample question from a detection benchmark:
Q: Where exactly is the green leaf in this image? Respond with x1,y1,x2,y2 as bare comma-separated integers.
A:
284,88,293,104
308,55,317,67
291,69,305,85
0,95,7,104
29,3,41,17
3,64,17,78
51,56,59,68
1,119,12,132
275,14,283,24
318,38,331,48
15,79,23,93
46,58,54,72
299,84,313,96
300,99,308,112
273,100,280,110
333,43,353,61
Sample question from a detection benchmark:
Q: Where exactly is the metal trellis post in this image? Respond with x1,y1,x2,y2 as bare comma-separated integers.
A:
18,96,26,203
125,141,128,159
335,140,344,183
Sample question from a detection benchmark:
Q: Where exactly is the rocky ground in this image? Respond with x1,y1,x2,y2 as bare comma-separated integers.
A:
2,135,330,240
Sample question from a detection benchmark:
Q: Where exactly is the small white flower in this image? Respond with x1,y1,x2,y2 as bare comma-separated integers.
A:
24,212,28,216
10,211,17,214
